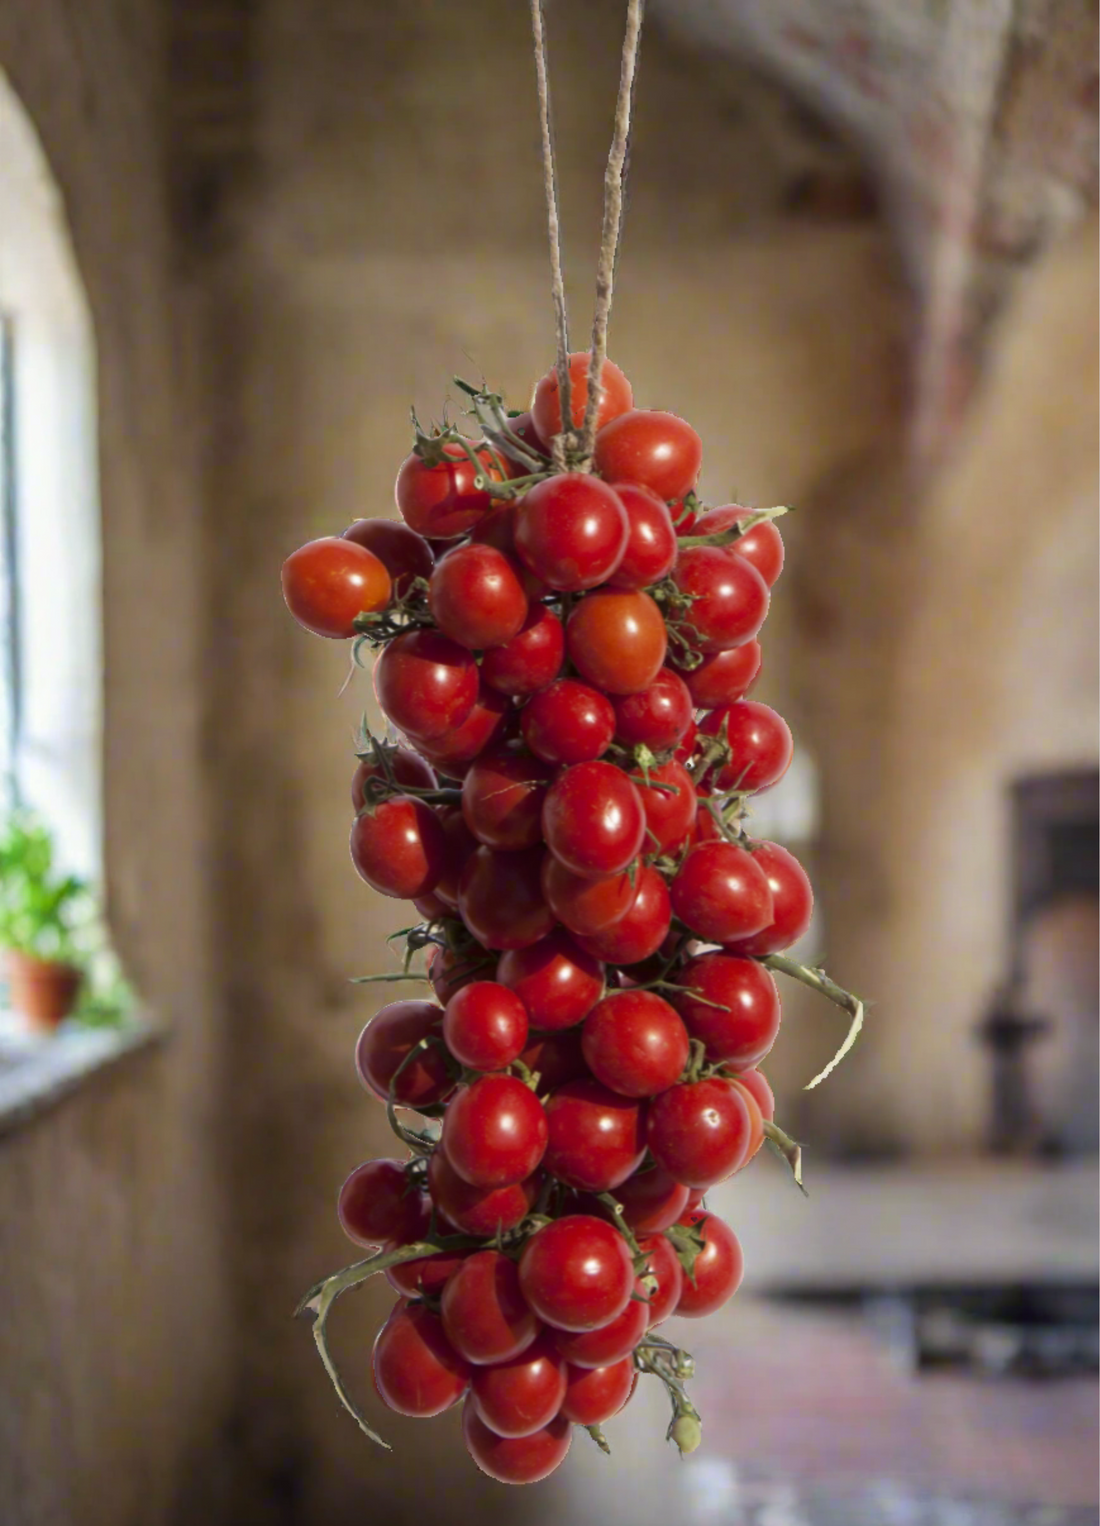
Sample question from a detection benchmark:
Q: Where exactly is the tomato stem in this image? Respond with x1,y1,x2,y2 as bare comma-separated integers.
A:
762,954,866,1090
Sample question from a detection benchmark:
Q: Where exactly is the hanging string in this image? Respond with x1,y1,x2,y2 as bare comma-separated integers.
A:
529,0,572,467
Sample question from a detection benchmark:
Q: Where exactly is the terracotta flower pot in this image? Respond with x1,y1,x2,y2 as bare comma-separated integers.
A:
3,949,83,1031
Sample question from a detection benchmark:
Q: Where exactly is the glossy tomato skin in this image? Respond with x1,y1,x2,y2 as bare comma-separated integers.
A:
679,640,761,708
470,1331,566,1439
427,1148,540,1237
519,1214,635,1332
458,845,555,951
441,1249,542,1366
733,1065,775,1121
724,840,813,957
670,840,774,943
672,953,781,1068
521,679,615,766
543,1078,647,1191
462,1400,572,1486
442,981,530,1071
675,1209,744,1317
698,701,793,794
637,1232,684,1326
395,440,493,539
727,1081,765,1164
531,351,633,441
566,589,667,695
429,542,528,651
541,857,636,939
613,668,694,751
432,807,478,910
355,1000,454,1108
672,546,770,653
629,760,698,854
480,604,564,698
372,1301,471,1417
647,1077,753,1189
282,536,392,638
575,864,672,965
375,629,478,740
514,474,629,592
442,1074,549,1188
342,517,434,596
594,409,702,502
552,1284,648,1366
581,991,690,1099
606,482,678,589
497,930,605,1030
350,796,446,900
560,1358,635,1425
608,1165,690,1235
337,1160,427,1247
519,1026,589,1092
543,762,646,879
694,505,785,587
351,747,436,811
414,682,511,779
385,1242,470,1299
461,747,555,851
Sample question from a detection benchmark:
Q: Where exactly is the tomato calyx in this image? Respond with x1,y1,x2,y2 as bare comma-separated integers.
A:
632,1334,703,1455
453,376,552,478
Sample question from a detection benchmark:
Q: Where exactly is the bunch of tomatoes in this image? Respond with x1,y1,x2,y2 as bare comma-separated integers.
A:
283,353,814,1486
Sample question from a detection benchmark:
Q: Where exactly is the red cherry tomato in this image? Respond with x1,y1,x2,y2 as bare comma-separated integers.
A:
613,668,694,751
458,844,555,950
355,1000,454,1107
461,747,555,851
427,942,495,1005
606,482,678,589
395,440,494,539
733,1065,775,1121
514,474,629,592
694,505,785,587
497,930,605,1030
566,588,667,695
427,1148,540,1237
541,857,636,939
337,1159,427,1247
723,840,813,956
480,604,564,697
442,981,530,1071
672,546,769,653
441,1249,542,1367
560,1357,636,1425
672,953,781,1068
385,1242,470,1299
441,1074,548,1188
543,762,646,879
521,679,616,765
543,1078,647,1191
351,746,436,811
637,1232,684,1326
581,991,690,1099
282,536,392,638
374,629,478,740
414,890,449,920
342,517,434,596
594,409,702,502
350,796,446,900
670,840,774,943
470,1331,566,1438
698,701,793,794
552,1284,648,1367
462,1399,572,1485
413,681,511,779
431,807,478,910
518,1214,635,1331
628,760,698,854
530,351,633,441
674,1209,744,1317
647,1077,753,1188
679,640,762,708
575,864,672,965
429,542,529,651
607,1166,689,1235
727,1081,765,1164
518,1026,589,1092
372,1300,470,1417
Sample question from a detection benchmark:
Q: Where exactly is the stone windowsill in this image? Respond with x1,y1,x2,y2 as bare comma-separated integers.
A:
0,1008,161,1138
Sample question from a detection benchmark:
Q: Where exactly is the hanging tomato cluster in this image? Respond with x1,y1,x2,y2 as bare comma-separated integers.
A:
283,353,825,1486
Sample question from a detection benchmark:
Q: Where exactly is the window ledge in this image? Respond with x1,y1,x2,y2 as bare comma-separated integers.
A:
0,1009,161,1138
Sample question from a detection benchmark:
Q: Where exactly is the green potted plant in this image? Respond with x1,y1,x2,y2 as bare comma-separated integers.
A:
0,812,90,1030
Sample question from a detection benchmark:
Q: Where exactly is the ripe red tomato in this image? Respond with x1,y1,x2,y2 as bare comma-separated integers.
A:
581,991,690,1098
441,1249,542,1366
462,1400,572,1485
461,747,555,851
429,542,528,651
518,1026,589,1091
541,857,636,938
530,351,633,441
351,747,436,811
374,629,478,741
593,409,702,502
543,762,646,878
350,796,446,900
698,701,793,795
395,440,494,539
732,1065,775,1121
441,1074,548,1188
670,840,774,943
442,981,530,1071
337,1159,427,1247
458,845,555,950
282,536,392,638
342,517,434,596
727,1081,765,1165
560,1357,635,1425
606,482,678,589
431,807,478,910
637,1232,684,1326
372,1300,471,1417
480,604,564,697
646,1077,753,1188
518,1214,635,1331
428,942,495,1005
521,679,616,765
679,640,761,708
629,760,698,854
514,474,628,591
566,589,667,695
607,1165,689,1235
674,1209,744,1317
672,952,781,1068
427,1148,540,1236
496,930,605,1030
355,1000,454,1108
672,546,769,653
723,839,813,956
694,505,785,587
543,1078,646,1191
612,667,694,751
575,864,672,964
552,1284,648,1367
385,1242,470,1299
470,1331,566,1438
413,681,511,779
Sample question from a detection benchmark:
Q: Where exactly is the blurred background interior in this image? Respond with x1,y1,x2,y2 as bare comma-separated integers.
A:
0,1,1096,1523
